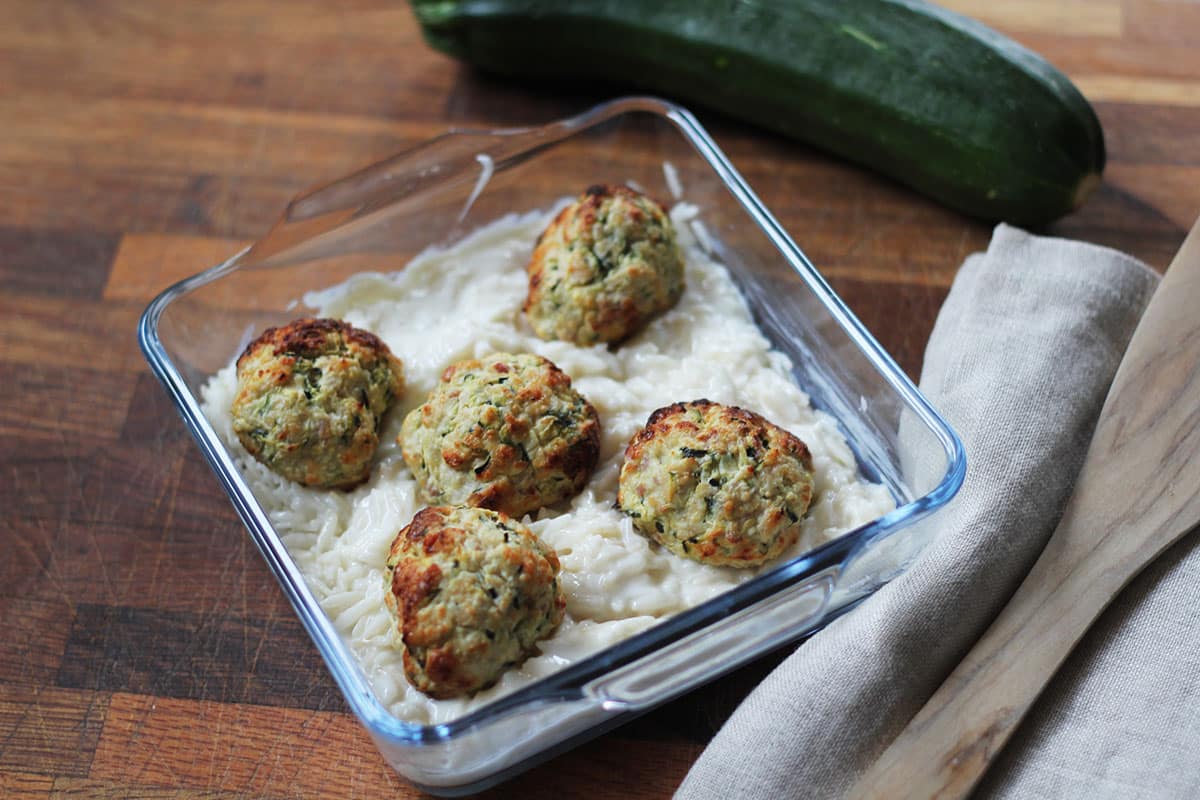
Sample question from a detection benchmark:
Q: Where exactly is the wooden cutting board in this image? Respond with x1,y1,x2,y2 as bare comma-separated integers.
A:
1,1,1198,798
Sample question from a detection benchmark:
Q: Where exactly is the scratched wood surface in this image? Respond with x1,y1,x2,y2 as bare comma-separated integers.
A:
2,1,1197,798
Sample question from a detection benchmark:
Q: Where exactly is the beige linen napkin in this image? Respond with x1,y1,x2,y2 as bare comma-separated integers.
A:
677,223,1166,799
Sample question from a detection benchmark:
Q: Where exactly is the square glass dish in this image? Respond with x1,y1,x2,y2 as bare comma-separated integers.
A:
139,96,964,795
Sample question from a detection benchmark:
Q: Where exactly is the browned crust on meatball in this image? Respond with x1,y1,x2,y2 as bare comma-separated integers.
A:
523,184,685,346
237,317,391,367
231,317,404,489
399,353,601,518
384,505,565,699
618,399,815,567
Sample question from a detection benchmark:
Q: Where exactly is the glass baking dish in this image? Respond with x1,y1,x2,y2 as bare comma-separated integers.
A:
138,96,964,795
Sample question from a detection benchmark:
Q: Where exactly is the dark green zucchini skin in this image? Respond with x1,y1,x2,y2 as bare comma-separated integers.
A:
410,0,1104,225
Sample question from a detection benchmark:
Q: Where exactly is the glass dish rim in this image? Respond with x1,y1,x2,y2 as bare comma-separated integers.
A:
137,95,966,747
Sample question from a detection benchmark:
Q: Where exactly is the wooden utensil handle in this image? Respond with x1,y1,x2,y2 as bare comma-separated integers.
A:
850,502,1129,799
851,218,1200,799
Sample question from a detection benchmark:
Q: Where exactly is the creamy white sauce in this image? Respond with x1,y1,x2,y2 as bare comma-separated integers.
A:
201,202,895,724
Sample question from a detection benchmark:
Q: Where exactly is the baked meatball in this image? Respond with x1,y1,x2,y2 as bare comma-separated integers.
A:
231,317,404,488
617,400,815,568
385,505,566,699
399,352,600,518
524,184,685,345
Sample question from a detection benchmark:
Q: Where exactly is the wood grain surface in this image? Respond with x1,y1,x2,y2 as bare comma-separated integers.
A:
2,1,1197,798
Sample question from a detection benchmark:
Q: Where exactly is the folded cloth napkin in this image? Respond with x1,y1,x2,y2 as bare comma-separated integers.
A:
676,223,1166,799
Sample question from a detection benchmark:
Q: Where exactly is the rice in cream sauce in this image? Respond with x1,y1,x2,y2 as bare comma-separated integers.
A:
201,202,895,724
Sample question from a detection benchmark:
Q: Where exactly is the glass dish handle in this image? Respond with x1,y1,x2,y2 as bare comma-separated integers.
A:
582,571,837,712
235,100,664,271
234,127,539,269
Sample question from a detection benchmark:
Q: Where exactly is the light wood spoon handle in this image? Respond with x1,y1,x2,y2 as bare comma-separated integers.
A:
851,219,1200,800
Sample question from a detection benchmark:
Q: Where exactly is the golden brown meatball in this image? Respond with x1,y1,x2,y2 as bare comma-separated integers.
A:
524,184,685,345
617,400,815,568
231,317,404,488
399,352,601,518
385,505,566,699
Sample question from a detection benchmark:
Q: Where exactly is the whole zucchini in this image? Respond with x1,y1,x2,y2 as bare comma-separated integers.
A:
410,0,1104,225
